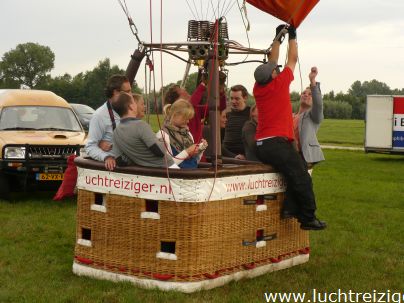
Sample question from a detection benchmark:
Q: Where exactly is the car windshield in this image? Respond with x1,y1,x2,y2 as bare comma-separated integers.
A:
71,103,95,115
0,106,82,131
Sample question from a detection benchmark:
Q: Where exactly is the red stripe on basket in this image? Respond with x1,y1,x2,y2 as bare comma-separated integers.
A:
75,256,94,265
243,263,256,269
298,247,310,254
75,248,310,280
204,272,221,279
153,273,174,281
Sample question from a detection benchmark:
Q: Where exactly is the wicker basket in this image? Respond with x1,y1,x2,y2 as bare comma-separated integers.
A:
73,158,309,292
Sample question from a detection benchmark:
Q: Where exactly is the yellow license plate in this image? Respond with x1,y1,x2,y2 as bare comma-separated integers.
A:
36,173,64,181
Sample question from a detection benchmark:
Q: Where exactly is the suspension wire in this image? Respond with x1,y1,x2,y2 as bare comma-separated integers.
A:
219,0,227,18
148,0,179,202
223,0,237,17
204,0,210,20
144,62,149,123
160,0,164,106
185,0,198,20
297,49,303,94
150,1,196,163
148,62,153,122
209,0,218,20
235,0,251,63
116,0,141,44
123,0,130,14
200,0,203,20
191,0,201,20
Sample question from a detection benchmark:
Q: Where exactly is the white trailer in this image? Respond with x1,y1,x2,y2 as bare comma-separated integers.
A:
365,95,404,154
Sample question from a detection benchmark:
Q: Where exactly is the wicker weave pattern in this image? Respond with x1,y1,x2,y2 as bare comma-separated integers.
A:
75,189,309,282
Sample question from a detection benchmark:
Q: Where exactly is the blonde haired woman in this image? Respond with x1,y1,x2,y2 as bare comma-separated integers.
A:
157,99,207,168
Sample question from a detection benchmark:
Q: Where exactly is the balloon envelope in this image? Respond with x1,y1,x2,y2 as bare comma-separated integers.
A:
246,0,319,28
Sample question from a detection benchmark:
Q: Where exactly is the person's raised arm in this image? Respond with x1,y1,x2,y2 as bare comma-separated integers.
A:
309,67,324,124
285,26,298,73
268,25,286,64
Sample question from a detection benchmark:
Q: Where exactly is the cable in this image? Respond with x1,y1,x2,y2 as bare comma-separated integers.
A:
297,49,303,94
235,0,251,63
210,0,218,20
191,0,201,20
185,0,197,20
116,0,141,44
225,60,265,66
146,49,190,64
219,0,227,17
204,0,210,20
223,0,237,17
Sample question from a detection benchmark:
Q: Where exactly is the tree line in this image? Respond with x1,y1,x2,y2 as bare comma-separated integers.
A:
1,42,403,119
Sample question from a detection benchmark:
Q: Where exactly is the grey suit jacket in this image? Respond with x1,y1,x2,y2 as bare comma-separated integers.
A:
298,82,325,163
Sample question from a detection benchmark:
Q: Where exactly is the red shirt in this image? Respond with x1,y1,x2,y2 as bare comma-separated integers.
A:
188,83,227,143
253,67,294,141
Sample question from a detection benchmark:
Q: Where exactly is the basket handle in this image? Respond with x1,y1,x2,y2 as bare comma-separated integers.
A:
242,233,277,246
243,194,277,205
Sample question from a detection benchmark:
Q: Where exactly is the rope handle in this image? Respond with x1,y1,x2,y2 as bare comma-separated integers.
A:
242,233,277,246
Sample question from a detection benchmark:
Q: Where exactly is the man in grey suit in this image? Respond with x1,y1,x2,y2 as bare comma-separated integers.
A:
293,67,325,166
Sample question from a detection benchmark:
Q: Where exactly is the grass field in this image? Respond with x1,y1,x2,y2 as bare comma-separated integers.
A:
1,149,403,303
317,119,365,147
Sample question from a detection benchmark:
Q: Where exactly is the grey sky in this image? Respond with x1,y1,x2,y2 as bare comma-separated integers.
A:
1,0,403,94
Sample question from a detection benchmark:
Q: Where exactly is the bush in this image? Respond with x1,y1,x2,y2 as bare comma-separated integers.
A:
292,101,299,113
323,100,352,119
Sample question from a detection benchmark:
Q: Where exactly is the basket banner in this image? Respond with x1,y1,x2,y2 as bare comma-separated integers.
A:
77,168,286,202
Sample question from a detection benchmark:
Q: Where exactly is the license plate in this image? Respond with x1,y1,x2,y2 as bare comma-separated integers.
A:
36,173,64,181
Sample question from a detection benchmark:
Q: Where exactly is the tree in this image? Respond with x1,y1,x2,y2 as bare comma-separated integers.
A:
0,42,55,88
348,79,392,98
178,72,199,94
348,81,364,98
290,91,300,102
40,73,85,104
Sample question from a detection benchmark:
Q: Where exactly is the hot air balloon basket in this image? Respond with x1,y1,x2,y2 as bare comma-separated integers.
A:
72,158,309,292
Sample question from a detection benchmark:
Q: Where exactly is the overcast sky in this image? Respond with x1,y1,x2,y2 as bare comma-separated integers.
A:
1,0,403,95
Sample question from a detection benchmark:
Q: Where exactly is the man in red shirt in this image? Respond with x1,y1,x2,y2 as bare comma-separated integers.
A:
253,25,326,230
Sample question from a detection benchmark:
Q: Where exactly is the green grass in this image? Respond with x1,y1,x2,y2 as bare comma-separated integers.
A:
316,119,365,147
144,114,165,133
1,149,403,302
